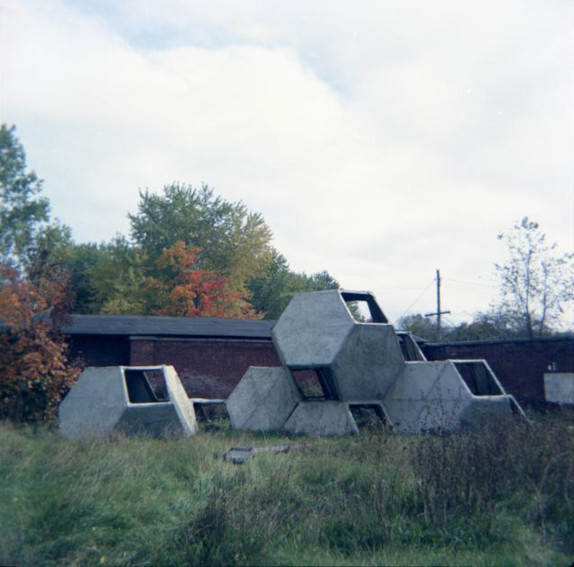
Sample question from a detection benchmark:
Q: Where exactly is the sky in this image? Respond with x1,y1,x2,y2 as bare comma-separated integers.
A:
1,0,573,325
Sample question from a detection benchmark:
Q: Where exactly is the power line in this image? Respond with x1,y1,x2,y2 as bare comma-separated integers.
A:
443,277,498,288
395,279,435,320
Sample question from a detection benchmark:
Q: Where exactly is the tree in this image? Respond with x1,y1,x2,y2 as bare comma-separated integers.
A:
396,313,441,341
129,183,273,288
247,250,341,319
0,263,82,424
148,241,261,319
494,217,574,338
0,124,50,268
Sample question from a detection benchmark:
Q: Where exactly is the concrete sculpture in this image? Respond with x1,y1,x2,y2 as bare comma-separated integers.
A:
59,365,198,439
227,290,526,435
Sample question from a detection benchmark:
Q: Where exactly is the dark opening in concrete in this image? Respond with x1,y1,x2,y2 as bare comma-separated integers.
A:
341,291,388,323
454,361,503,396
194,400,230,424
291,368,339,400
124,368,169,403
396,332,426,361
349,403,387,429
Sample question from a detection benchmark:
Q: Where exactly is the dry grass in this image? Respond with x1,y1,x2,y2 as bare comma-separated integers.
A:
0,411,572,566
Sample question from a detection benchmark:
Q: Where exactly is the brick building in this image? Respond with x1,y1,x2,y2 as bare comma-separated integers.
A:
421,336,574,405
8,315,572,404
64,315,280,399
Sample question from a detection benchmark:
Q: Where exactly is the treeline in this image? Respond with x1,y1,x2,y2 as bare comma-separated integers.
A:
0,124,341,423
0,124,339,320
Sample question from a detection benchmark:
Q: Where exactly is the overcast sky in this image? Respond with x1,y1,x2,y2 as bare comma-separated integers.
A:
1,0,573,325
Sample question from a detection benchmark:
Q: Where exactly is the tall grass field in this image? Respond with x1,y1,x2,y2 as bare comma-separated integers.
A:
1,412,572,566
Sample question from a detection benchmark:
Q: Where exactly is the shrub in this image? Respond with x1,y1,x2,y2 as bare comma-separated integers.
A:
0,265,82,424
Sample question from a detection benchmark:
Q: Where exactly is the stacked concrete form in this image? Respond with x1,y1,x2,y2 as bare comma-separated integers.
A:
59,365,198,439
227,290,526,435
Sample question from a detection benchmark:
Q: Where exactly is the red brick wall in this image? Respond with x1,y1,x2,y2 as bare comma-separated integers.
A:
129,338,281,399
70,335,130,367
69,333,574,405
130,340,155,366
422,338,574,403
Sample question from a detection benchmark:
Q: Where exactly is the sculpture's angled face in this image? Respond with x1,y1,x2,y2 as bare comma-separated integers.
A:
272,290,355,368
273,290,405,401
331,324,405,400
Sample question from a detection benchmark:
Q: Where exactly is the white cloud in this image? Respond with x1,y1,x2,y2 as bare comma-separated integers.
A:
1,0,572,325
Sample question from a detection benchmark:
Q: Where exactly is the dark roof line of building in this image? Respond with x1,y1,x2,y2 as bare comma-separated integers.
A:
0,314,275,340
2,314,572,346
425,334,574,348
64,314,276,339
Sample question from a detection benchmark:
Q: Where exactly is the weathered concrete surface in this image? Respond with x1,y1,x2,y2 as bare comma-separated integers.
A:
273,290,355,368
383,361,524,433
59,367,128,439
283,401,359,436
383,362,472,433
544,372,574,404
164,365,198,435
458,396,516,429
226,366,301,431
59,365,198,439
229,289,527,436
332,324,404,400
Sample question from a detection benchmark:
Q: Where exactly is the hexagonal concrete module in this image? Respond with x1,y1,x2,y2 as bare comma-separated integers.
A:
283,401,359,436
226,367,301,431
331,324,404,400
272,289,405,401
383,360,521,433
59,366,198,439
229,289,527,437
273,290,356,368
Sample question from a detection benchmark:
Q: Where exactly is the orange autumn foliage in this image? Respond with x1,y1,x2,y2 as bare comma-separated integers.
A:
151,241,261,319
0,266,82,424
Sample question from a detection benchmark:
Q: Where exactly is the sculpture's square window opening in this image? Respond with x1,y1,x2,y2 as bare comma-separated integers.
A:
454,361,503,396
340,291,388,323
291,368,339,400
124,368,169,403
349,404,387,429
396,332,426,361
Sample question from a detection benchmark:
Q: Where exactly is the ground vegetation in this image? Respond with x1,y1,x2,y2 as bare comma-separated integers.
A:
0,413,572,566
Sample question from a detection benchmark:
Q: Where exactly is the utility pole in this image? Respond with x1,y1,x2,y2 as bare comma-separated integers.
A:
425,269,451,340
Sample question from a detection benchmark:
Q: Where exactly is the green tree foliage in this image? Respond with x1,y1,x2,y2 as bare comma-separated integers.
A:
129,183,273,287
397,310,540,342
56,237,149,315
247,250,340,319
494,217,574,338
0,124,50,267
396,313,441,341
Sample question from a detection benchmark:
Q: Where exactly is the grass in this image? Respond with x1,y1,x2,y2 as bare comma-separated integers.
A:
0,412,573,566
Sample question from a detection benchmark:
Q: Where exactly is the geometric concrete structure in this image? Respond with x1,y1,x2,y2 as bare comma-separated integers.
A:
228,289,526,436
544,372,574,405
383,360,522,433
59,365,198,439
273,290,403,400
226,366,301,431
283,401,359,436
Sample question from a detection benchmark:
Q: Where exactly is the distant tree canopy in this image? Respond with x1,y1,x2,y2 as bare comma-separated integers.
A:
396,311,534,343
129,183,274,289
58,183,340,318
0,126,342,319
7,122,571,336
493,217,574,339
0,124,50,269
